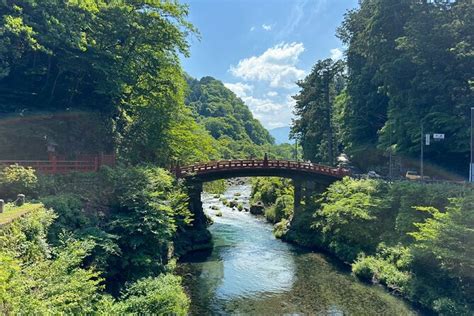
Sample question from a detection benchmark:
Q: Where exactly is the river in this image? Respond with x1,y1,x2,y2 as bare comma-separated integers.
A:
179,181,419,315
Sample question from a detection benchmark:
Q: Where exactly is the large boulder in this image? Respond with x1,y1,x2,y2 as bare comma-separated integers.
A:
250,201,265,215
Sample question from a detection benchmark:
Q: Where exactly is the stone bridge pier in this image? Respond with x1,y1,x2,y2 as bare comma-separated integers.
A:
292,177,327,213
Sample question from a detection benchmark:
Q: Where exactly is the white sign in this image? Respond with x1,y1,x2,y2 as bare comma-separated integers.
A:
470,163,474,183
433,133,445,140
425,134,430,145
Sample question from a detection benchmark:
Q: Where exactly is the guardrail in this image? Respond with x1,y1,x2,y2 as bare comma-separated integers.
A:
0,154,115,174
176,159,350,178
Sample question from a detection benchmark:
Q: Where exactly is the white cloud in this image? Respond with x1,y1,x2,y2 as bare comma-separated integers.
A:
250,26,255,32
330,48,343,60
278,0,328,39
267,91,278,97
262,24,272,31
224,82,253,99
229,42,306,89
244,95,283,113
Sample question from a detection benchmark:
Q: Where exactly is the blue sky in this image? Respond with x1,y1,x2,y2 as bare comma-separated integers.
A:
181,0,359,129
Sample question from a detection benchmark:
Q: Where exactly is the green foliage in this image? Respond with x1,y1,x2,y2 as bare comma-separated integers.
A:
292,59,345,165
0,164,38,200
336,0,474,172
265,194,294,224
203,180,227,195
389,181,464,242
0,0,221,166
0,204,54,263
186,76,274,147
1,168,192,314
314,178,391,262
115,275,189,315
37,166,194,294
250,177,293,206
184,75,281,160
410,197,474,304
0,206,109,314
273,218,290,239
352,245,413,292
307,178,473,313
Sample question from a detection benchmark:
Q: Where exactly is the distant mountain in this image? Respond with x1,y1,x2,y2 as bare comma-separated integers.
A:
185,76,274,146
269,126,294,145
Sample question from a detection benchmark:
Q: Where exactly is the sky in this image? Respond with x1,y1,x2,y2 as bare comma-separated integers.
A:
181,0,359,130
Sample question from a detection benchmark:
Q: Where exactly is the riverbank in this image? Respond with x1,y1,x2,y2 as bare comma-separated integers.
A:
0,165,199,314
250,177,474,315
179,182,418,315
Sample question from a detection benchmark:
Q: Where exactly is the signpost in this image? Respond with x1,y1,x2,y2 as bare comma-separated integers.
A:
420,123,445,180
470,108,474,183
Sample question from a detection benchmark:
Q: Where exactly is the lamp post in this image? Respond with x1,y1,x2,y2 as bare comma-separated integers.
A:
470,107,474,182
420,123,424,179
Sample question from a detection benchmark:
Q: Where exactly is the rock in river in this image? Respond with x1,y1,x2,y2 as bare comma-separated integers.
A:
250,201,265,215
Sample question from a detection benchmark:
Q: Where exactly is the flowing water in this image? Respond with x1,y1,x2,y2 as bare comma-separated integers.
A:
179,182,419,315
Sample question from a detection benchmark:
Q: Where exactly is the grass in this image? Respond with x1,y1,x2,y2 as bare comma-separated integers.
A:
0,203,43,226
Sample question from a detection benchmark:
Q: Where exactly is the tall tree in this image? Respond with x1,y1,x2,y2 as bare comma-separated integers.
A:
292,59,344,165
337,0,473,173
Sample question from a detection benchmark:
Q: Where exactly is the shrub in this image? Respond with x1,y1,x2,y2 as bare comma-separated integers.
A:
0,165,38,200
352,254,412,293
0,205,55,263
273,219,289,239
116,275,189,315
314,178,391,262
203,180,226,195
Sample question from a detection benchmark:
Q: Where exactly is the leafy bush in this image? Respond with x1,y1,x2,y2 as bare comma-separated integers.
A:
0,206,110,314
314,177,391,262
250,177,293,206
352,245,413,293
203,179,227,195
116,275,189,315
274,219,289,239
0,165,38,200
390,181,463,242
0,205,55,263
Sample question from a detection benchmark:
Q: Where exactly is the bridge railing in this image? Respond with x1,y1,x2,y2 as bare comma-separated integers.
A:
176,159,350,178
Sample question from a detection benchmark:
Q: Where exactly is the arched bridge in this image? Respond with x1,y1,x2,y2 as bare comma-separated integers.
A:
175,159,350,183
175,159,350,248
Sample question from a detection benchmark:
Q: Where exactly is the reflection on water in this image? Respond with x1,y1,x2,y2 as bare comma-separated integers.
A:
179,182,418,315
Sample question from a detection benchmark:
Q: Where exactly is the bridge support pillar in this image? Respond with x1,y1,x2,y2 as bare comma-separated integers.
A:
293,178,303,211
187,181,206,227
172,180,213,255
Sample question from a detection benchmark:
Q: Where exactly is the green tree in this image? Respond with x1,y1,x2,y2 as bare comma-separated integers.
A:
292,59,344,165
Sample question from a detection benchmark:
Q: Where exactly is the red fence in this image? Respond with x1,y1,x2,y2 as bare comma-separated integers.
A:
0,154,115,174
176,159,350,178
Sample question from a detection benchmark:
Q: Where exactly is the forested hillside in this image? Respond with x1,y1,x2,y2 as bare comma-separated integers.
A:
292,0,473,176
0,0,290,164
184,76,290,159
186,76,273,146
0,0,220,165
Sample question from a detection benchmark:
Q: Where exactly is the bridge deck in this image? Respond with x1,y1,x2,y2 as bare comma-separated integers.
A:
175,159,350,179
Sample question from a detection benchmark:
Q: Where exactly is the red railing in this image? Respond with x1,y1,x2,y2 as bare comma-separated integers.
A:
0,154,115,174
176,159,350,178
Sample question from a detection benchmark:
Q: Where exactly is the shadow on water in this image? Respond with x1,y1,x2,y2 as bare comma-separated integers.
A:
178,181,422,315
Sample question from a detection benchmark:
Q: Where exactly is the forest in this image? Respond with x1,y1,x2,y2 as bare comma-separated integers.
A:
292,0,473,176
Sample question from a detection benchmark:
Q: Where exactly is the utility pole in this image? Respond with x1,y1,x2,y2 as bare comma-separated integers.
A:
325,70,333,166
420,122,424,179
470,107,474,182
295,138,298,161
389,126,393,179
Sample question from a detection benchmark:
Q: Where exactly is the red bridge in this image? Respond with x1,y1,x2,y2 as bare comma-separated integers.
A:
175,159,350,183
